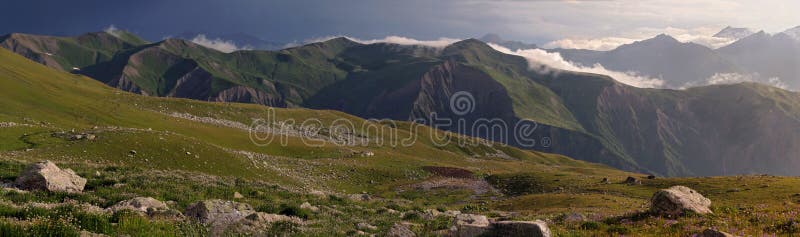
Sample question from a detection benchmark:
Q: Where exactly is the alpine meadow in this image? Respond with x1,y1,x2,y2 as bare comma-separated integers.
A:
0,1,799,236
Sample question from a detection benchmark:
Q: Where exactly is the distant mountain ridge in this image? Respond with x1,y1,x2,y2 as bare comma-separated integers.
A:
478,33,538,51
549,26,800,89
6,31,800,177
551,34,741,88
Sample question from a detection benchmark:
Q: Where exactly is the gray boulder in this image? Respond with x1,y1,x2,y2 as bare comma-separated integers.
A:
451,214,490,237
650,185,712,216
15,160,86,193
184,199,256,225
493,220,551,237
109,197,169,215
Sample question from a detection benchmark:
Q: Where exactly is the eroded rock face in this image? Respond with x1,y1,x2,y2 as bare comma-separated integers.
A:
15,160,86,193
109,197,169,214
493,220,551,237
650,186,712,216
184,199,256,225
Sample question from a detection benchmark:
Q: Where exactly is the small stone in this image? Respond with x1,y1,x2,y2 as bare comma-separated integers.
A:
348,193,371,201
233,192,244,199
300,202,319,212
625,176,642,185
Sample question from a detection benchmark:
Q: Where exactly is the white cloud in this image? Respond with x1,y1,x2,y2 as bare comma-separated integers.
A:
103,25,122,37
543,37,638,51
190,34,251,53
488,43,665,88
697,73,788,89
354,36,461,48
299,35,460,48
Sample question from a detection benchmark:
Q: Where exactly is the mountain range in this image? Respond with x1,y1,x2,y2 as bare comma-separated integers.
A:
4,30,800,177
478,33,538,51
548,26,800,89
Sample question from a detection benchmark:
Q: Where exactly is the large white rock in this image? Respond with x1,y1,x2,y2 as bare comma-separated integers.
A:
650,185,712,216
15,160,86,193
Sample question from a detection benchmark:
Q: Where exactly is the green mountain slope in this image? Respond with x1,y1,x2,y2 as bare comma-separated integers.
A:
6,32,800,177
0,31,147,71
7,40,800,236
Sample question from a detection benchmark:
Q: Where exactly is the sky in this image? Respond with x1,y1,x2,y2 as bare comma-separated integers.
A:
2,0,798,48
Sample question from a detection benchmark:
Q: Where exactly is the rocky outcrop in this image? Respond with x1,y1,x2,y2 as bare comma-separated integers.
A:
167,66,213,99
185,199,256,225
213,85,286,107
650,186,712,216
15,161,86,193
449,213,551,237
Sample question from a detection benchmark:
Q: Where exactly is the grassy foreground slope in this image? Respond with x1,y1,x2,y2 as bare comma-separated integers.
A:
3,47,800,236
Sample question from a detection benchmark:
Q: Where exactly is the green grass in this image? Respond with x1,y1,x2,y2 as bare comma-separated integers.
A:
4,45,800,236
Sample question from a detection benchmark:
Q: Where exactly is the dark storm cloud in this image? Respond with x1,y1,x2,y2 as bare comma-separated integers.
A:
1,0,797,44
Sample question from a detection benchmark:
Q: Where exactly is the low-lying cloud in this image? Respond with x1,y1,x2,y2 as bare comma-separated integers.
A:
488,44,665,88
543,37,638,51
686,73,789,90
298,35,460,48
190,34,251,53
